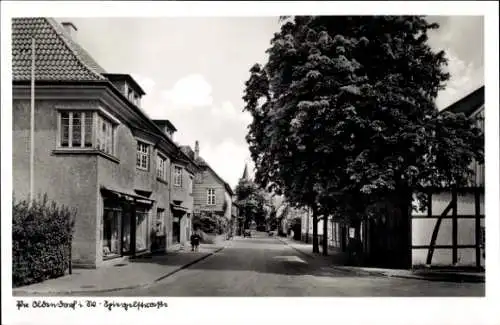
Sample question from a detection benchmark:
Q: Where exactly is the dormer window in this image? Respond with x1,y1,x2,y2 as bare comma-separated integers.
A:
128,87,135,102
153,119,177,139
134,93,141,107
103,74,145,108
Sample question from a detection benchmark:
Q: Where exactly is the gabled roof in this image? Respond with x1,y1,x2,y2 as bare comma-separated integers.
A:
180,146,234,195
442,86,485,117
204,164,234,196
12,18,106,81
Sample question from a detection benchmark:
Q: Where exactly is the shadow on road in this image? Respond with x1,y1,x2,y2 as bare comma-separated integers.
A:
129,235,361,278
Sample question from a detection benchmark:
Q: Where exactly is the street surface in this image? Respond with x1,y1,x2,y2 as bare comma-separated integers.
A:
64,232,483,297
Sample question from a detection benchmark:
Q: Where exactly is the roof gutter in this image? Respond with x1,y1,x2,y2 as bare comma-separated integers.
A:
13,79,180,151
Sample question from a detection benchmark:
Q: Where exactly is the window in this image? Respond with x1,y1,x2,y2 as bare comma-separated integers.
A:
207,188,216,205
188,176,193,194
97,116,113,154
156,208,165,236
134,93,141,107
58,111,114,154
157,154,167,180
136,141,149,170
127,87,135,103
174,166,183,186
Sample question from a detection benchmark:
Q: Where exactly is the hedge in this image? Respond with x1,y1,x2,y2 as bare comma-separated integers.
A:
12,195,75,287
192,213,228,235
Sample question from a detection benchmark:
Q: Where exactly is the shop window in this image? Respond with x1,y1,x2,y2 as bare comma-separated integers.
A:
103,207,121,258
136,207,149,252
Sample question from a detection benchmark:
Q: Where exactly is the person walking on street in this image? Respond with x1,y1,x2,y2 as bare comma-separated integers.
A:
191,229,201,252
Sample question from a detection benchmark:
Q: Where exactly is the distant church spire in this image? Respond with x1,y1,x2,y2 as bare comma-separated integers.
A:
242,164,249,180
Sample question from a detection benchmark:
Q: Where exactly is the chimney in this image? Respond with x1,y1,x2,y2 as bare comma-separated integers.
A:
61,22,78,40
194,141,200,160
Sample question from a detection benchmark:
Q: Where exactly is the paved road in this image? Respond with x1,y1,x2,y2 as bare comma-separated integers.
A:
82,232,484,297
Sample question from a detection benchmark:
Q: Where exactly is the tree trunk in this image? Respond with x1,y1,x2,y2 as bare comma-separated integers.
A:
305,209,310,243
322,214,328,256
312,205,319,253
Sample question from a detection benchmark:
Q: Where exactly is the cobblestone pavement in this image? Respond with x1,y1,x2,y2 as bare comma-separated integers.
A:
41,233,485,297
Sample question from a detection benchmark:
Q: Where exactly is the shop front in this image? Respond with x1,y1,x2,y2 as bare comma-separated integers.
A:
101,188,154,260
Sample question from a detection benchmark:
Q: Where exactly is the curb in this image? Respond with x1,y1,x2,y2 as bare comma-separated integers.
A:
277,238,383,277
13,247,225,295
388,273,485,283
277,238,484,283
276,237,324,261
153,246,224,283
327,267,484,283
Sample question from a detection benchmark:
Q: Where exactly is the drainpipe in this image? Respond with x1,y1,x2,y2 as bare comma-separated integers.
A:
131,199,137,257
168,161,176,250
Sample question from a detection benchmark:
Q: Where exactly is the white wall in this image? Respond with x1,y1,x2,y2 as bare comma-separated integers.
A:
411,191,485,267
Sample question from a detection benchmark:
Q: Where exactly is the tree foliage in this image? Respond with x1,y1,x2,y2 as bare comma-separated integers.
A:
243,16,484,252
235,178,269,228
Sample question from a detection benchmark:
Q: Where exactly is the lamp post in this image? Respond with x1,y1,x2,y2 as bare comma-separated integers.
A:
29,36,36,205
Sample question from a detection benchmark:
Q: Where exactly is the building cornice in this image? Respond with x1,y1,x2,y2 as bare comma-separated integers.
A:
13,81,179,157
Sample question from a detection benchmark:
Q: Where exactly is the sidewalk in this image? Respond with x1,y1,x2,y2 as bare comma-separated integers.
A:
277,236,485,283
13,243,228,295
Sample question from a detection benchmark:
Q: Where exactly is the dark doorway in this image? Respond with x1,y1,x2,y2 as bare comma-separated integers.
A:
366,204,411,269
172,216,180,244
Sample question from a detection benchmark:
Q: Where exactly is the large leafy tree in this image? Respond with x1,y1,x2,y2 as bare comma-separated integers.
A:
243,16,483,255
235,178,269,228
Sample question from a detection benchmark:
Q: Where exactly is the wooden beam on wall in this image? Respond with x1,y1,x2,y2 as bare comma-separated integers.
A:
426,194,453,265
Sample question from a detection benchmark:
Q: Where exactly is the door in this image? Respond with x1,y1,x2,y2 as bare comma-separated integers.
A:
135,205,149,252
172,216,180,244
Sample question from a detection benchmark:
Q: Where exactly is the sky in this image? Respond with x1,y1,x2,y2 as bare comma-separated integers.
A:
60,16,484,189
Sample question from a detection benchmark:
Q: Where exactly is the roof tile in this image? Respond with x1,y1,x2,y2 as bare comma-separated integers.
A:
12,17,106,81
